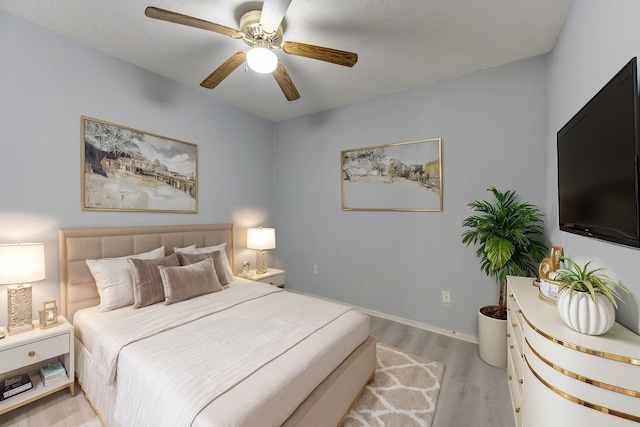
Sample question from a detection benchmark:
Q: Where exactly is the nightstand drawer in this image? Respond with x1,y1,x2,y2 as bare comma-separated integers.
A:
1,333,69,373
259,273,285,287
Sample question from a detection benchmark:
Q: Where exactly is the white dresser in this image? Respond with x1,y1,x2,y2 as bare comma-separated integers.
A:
507,276,640,426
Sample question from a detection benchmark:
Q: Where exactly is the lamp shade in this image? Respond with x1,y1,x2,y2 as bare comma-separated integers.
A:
247,228,276,250
0,243,46,284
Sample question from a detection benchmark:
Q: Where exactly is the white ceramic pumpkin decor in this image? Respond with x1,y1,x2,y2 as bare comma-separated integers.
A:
556,289,615,335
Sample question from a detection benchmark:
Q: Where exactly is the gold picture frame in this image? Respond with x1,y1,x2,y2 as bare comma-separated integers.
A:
38,300,58,329
81,116,198,213
341,138,443,211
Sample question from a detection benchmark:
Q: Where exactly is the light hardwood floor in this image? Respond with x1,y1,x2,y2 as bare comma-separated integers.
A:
369,315,515,427
0,382,96,427
0,315,514,427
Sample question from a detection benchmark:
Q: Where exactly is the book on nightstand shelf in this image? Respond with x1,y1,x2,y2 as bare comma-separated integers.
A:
1,374,33,401
39,361,67,386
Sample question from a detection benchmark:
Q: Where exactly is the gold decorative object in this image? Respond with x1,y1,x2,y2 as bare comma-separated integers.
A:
538,258,554,280
550,246,564,270
38,300,58,329
537,245,564,305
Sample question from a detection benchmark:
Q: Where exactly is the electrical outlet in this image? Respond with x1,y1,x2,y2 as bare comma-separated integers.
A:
313,264,319,274
441,290,451,304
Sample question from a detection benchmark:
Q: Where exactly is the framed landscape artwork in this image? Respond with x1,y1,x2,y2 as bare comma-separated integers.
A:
341,138,443,212
82,116,198,213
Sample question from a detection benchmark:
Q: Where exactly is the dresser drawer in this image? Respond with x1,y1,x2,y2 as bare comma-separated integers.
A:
508,292,524,325
507,327,524,396
1,332,69,373
507,361,523,427
510,317,524,355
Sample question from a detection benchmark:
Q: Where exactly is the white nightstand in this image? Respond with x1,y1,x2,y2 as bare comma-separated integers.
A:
243,268,286,288
0,316,75,415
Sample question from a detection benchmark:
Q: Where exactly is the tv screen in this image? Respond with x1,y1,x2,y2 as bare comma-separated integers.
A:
557,57,640,248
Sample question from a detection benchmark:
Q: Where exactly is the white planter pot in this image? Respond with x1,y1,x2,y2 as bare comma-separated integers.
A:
556,290,615,335
478,306,507,368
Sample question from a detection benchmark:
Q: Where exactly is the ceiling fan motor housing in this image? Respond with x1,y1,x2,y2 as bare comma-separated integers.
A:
240,10,283,49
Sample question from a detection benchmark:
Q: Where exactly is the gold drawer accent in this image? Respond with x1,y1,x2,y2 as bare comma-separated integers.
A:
523,312,640,366
525,356,640,423
526,338,640,398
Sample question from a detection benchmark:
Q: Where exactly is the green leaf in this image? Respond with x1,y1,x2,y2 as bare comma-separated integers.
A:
484,238,514,269
461,187,548,312
555,257,630,308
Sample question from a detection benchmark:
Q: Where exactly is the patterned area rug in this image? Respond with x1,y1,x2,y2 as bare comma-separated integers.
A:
343,343,445,427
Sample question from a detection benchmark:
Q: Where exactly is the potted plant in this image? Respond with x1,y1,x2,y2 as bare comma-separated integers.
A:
554,258,629,335
462,187,547,367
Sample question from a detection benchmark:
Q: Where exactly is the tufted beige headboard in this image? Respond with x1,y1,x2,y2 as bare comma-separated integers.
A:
59,224,234,319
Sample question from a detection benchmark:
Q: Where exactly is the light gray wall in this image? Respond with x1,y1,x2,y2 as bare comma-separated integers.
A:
10,2,638,340
273,58,549,337
0,12,275,325
546,0,640,334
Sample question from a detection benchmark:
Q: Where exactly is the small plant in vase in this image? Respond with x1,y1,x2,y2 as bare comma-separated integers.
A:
554,258,630,335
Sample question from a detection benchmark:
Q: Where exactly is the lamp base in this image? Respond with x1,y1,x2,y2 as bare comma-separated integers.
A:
7,284,34,336
255,250,269,274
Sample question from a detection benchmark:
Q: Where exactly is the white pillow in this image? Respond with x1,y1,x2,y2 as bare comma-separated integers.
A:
86,246,165,311
175,243,233,280
173,244,195,253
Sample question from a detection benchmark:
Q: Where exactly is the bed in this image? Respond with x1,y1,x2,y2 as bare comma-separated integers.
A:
58,224,376,427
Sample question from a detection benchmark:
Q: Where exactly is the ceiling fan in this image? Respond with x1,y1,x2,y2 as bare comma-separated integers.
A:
144,0,358,101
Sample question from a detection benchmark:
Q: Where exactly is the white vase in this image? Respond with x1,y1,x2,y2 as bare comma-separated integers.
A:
478,307,507,367
556,290,615,335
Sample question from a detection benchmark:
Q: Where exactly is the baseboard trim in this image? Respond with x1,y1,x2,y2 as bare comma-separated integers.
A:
356,306,478,344
289,289,478,344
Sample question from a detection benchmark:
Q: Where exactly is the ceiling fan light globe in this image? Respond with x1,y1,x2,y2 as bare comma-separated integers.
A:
247,47,278,73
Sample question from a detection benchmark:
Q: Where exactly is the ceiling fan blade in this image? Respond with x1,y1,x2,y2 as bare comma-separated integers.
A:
281,41,358,67
200,51,247,89
273,61,300,101
145,6,243,39
259,0,293,33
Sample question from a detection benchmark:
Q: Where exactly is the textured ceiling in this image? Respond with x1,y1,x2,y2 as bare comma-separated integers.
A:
0,0,572,122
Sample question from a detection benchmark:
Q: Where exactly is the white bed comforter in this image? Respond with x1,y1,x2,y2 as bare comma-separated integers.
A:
90,283,354,427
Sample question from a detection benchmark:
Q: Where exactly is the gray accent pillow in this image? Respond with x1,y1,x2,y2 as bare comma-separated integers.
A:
129,253,180,308
159,258,222,305
178,250,231,285
174,243,234,280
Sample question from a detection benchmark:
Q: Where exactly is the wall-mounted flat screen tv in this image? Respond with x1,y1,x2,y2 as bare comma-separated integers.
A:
557,57,640,248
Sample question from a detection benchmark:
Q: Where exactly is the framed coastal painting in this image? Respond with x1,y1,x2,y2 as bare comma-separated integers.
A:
81,116,198,213
341,138,442,212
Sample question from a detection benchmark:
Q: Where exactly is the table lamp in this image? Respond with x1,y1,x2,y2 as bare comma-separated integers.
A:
0,243,46,335
247,227,276,274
